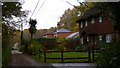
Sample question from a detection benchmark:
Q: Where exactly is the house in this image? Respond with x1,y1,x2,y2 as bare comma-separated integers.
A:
43,21,73,38
43,29,57,38
44,28,73,38
76,4,118,48
54,29,73,37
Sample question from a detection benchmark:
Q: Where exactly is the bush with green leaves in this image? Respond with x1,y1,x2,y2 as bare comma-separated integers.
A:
34,37,56,50
97,41,120,68
65,37,80,50
75,45,83,51
55,37,66,51
2,23,12,67
19,38,31,53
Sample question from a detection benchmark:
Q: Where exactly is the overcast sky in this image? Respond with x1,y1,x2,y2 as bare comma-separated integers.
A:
22,0,81,29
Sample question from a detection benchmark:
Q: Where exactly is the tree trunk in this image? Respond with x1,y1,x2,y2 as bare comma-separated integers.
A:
20,31,23,45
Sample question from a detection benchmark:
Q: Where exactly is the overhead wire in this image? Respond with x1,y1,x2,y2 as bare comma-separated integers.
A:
30,0,41,18
34,0,46,18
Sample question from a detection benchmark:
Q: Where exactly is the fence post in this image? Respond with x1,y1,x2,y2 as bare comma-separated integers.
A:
61,51,63,63
34,47,36,57
39,49,41,60
88,47,91,62
92,44,94,63
44,50,46,62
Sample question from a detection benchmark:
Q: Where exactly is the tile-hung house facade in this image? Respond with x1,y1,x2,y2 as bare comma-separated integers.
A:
76,4,118,48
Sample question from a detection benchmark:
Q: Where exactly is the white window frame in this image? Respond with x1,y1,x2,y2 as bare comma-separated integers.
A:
99,35,102,41
91,19,95,24
62,24,64,26
81,38,83,44
87,37,89,42
99,16,102,23
81,22,83,28
106,34,112,43
85,21,88,26
78,11,81,16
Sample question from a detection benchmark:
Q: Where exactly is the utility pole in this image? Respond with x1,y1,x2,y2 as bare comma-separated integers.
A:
20,11,24,46
20,21,23,46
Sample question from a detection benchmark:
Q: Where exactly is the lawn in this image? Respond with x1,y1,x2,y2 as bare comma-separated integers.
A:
32,52,92,63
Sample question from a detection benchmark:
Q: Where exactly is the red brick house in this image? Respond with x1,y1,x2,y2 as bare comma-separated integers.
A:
43,29,72,38
43,29,57,38
76,4,118,48
43,33,54,38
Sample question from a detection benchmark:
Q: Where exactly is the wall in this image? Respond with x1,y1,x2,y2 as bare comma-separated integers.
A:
44,34,54,38
54,32,73,37
79,16,115,35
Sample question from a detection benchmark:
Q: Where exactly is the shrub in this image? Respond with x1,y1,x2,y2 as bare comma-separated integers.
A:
34,38,56,50
75,45,83,51
19,45,25,52
65,37,80,50
55,44,66,51
97,41,120,68
2,48,11,67
55,37,66,51
2,23,12,67
20,38,31,53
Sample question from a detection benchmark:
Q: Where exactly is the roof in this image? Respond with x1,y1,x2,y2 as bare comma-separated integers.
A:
66,32,79,39
76,4,102,22
44,29,57,35
55,29,71,33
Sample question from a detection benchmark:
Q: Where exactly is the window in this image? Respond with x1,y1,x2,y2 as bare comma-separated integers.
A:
54,34,57,37
91,19,95,24
99,35,102,41
87,37,89,42
81,38,83,44
78,11,81,16
61,24,64,26
106,34,112,43
99,16,102,23
85,21,88,26
81,22,83,28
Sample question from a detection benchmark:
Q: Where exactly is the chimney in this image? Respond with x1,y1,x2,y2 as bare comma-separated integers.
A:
57,22,60,31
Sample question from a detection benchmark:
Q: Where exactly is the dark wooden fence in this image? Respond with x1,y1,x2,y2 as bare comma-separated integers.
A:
42,50,90,63
30,47,101,63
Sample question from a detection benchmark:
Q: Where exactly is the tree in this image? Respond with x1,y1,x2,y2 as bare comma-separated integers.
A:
93,3,120,67
2,2,29,31
29,19,37,43
2,2,28,67
97,2,120,33
59,2,94,32
92,3,120,42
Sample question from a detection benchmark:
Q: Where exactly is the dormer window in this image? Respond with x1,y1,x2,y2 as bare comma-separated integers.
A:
99,16,102,23
91,19,95,24
81,22,83,28
85,21,88,26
